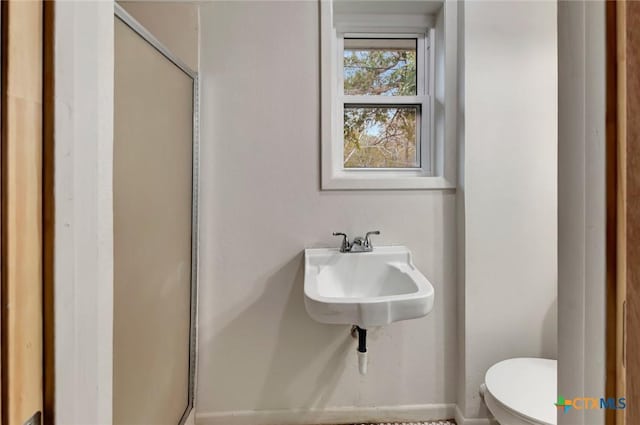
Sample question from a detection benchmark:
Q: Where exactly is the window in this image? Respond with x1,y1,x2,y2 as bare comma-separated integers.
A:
321,1,458,190
340,36,428,170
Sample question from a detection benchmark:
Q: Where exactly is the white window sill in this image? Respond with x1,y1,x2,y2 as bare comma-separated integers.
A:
322,174,456,190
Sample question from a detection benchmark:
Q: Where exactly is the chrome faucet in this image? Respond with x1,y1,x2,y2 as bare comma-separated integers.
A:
332,232,350,252
332,231,380,253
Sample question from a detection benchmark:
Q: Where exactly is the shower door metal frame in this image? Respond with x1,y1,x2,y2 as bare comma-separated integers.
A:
114,5,200,424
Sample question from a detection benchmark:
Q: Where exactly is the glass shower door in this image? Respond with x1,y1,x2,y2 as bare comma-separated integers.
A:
113,10,197,425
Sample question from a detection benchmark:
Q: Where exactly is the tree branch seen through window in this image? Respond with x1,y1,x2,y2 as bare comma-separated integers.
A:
343,38,419,168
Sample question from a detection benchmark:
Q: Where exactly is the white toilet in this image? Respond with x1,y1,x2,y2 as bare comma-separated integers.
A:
482,358,557,425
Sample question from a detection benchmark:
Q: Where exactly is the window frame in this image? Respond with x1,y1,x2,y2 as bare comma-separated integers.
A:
338,33,431,172
320,1,458,190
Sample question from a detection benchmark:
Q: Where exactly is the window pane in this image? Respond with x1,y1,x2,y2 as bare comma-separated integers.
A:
344,106,419,168
343,38,417,96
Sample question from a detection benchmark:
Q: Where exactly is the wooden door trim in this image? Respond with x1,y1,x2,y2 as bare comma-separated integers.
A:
605,1,619,424
615,2,627,424
43,1,55,423
607,1,640,424
622,2,640,424
0,0,44,423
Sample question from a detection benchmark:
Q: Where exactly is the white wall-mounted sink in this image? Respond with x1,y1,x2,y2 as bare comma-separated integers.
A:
304,246,435,327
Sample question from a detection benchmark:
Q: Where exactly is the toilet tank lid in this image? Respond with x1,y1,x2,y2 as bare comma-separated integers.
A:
485,358,557,425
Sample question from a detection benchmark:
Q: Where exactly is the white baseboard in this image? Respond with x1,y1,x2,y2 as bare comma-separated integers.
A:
196,403,456,425
454,405,497,425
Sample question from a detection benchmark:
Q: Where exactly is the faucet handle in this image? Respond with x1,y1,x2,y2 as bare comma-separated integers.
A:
364,230,380,247
332,232,350,252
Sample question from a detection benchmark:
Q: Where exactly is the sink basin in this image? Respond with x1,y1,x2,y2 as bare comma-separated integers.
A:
303,246,434,327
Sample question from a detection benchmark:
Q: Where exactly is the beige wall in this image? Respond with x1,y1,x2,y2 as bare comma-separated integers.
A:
118,1,199,71
54,1,114,423
197,1,458,422
558,1,606,424
459,0,558,420
197,2,559,424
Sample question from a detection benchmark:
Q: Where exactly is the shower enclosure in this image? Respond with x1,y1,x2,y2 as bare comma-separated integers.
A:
113,6,199,424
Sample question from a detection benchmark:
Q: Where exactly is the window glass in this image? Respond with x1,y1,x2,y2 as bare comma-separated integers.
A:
343,38,417,96
343,105,419,168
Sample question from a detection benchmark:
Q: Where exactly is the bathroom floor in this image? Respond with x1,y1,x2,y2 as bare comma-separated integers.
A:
336,421,456,425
